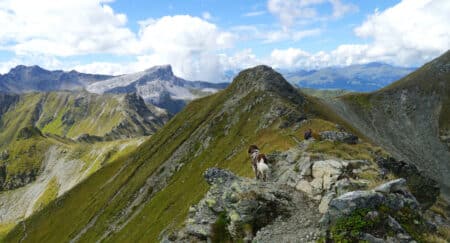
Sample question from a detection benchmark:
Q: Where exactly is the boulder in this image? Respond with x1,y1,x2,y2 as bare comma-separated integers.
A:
319,192,336,214
374,178,407,194
324,190,385,223
321,179,428,243
203,167,237,185
376,157,439,208
319,131,359,144
334,178,368,196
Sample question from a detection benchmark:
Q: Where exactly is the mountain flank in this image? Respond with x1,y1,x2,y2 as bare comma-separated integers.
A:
327,50,450,199
0,91,167,237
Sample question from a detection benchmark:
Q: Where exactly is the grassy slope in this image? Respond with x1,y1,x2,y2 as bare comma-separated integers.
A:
0,91,161,186
5,67,365,242
342,50,450,130
334,50,450,198
0,91,161,239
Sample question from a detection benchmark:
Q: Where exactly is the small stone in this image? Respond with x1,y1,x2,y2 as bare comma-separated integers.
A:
374,178,407,194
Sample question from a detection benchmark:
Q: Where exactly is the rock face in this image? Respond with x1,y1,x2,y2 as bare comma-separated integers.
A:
174,168,294,242
1,169,38,191
377,156,439,208
321,179,435,242
319,131,359,144
271,144,373,214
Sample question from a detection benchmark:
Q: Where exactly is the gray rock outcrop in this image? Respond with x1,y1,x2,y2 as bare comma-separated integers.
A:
321,179,435,242
179,168,293,241
319,130,359,144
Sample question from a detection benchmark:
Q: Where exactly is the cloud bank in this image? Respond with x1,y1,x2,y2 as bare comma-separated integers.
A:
0,0,448,82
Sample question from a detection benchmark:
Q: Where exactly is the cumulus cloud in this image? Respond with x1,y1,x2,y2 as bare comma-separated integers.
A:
266,0,450,69
136,15,235,81
1,0,448,81
268,0,357,28
0,0,136,56
354,0,450,66
72,15,237,81
270,48,310,67
0,1,236,81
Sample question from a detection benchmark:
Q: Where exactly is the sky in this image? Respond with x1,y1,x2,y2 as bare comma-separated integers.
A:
0,0,449,82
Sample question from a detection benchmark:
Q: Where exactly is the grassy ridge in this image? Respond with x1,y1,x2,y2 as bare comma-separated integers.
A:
5,67,360,242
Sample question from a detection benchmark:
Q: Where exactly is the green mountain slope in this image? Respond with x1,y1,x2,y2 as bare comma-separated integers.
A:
0,91,166,189
0,91,167,238
4,66,368,242
327,50,450,199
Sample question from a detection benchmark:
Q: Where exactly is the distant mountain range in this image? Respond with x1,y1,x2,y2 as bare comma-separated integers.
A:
282,62,416,92
0,62,417,113
0,65,228,114
0,65,112,93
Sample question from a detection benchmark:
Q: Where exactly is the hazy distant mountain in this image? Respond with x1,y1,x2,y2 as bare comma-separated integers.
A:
0,65,229,114
87,65,228,113
283,62,416,91
0,65,112,93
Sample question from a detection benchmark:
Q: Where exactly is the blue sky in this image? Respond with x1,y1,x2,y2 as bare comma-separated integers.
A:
0,0,448,82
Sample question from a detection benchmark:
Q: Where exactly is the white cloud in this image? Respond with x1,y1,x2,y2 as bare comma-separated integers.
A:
1,0,448,82
266,0,450,69
136,15,235,81
202,11,212,20
231,25,321,43
0,0,136,56
220,49,262,71
329,0,358,18
267,0,357,28
270,48,310,67
243,11,266,17
0,2,236,82
73,62,132,76
263,28,321,43
354,0,450,66
0,55,63,74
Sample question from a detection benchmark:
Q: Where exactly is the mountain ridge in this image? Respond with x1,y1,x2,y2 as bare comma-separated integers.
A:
327,50,450,199
3,64,356,242
0,65,112,93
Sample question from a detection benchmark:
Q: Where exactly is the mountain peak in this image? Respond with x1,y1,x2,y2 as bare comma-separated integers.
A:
9,65,47,74
144,64,173,76
229,65,299,96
